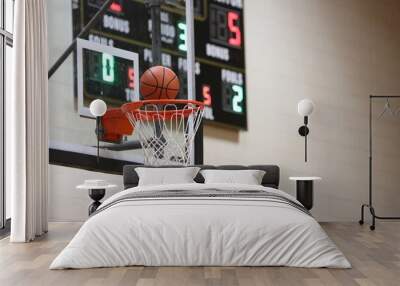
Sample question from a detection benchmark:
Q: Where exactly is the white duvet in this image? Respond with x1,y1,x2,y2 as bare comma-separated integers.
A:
50,183,351,269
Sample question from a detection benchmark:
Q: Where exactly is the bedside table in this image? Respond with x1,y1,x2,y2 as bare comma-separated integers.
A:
77,180,117,215
289,177,322,210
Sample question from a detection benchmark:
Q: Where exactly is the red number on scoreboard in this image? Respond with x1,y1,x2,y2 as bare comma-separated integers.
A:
128,67,135,89
202,85,212,106
227,11,241,47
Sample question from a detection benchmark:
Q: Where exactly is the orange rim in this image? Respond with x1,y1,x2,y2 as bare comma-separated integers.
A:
121,100,204,120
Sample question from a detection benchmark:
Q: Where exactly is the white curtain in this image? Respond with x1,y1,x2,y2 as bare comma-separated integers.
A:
8,0,49,242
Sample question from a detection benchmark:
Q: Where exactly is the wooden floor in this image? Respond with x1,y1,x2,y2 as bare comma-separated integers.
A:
0,222,399,286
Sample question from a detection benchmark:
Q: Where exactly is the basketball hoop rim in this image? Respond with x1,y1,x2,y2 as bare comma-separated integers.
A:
121,99,205,120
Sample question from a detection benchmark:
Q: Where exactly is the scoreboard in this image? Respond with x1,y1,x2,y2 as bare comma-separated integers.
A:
72,0,247,129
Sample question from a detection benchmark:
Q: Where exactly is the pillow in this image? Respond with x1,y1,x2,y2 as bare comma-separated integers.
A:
200,169,266,185
135,167,200,186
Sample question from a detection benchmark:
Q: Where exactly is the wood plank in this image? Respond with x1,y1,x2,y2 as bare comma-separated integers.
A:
0,222,399,286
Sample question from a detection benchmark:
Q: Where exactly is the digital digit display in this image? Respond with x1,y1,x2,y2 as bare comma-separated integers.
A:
202,84,212,106
72,0,247,129
228,11,242,47
101,53,115,82
222,83,244,114
210,4,242,48
177,22,187,52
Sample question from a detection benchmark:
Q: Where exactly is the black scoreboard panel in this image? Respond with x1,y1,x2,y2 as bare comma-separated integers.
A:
72,0,247,129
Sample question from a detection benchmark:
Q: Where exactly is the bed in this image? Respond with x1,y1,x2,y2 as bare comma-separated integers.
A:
50,165,350,269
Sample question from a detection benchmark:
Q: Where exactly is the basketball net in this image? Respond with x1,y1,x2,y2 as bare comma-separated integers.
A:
122,100,204,166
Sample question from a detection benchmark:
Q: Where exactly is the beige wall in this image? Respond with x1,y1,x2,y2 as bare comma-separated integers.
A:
203,0,400,221
48,0,400,222
49,165,123,221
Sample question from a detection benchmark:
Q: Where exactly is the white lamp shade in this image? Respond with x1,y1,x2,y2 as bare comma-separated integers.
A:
297,99,315,116
89,99,107,117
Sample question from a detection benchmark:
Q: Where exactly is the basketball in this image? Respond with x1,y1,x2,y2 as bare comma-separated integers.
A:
140,66,180,100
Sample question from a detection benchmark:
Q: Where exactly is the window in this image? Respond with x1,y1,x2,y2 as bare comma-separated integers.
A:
5,0,13,33
0,0,13,232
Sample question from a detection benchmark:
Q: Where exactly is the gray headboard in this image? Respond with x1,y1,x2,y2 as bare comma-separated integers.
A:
123,165,280,189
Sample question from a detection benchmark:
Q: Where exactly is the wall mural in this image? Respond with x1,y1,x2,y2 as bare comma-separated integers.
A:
49,0,247,172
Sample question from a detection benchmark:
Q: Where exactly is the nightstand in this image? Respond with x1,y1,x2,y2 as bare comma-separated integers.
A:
289,177,322,210
77,180,117,215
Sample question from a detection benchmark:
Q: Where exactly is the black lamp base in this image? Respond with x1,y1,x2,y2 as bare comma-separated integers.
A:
298,126,309,136
88,188,106,215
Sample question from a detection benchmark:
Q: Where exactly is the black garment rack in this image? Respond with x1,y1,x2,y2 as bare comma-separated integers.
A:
360,95,400,230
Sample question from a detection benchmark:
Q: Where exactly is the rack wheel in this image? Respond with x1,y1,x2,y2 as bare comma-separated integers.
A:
358,220,364,225
370,225,375,231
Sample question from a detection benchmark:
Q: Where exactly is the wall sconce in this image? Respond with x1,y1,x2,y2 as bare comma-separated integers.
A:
89,99,107,164
297,99,315,162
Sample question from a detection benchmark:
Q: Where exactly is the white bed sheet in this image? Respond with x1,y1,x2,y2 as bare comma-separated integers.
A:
50,183,350,269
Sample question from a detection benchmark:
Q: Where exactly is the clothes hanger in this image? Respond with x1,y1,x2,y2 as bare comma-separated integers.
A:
378,97,395,119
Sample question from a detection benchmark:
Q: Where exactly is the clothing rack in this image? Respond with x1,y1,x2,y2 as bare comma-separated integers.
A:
360,95,400,230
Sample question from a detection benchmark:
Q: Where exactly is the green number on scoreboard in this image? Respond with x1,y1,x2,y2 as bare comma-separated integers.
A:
102,53,115,83
232,85,243,113
177,22,187,52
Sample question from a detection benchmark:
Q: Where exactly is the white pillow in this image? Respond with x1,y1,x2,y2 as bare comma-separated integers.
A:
135,167,200,186
200,169,266,185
